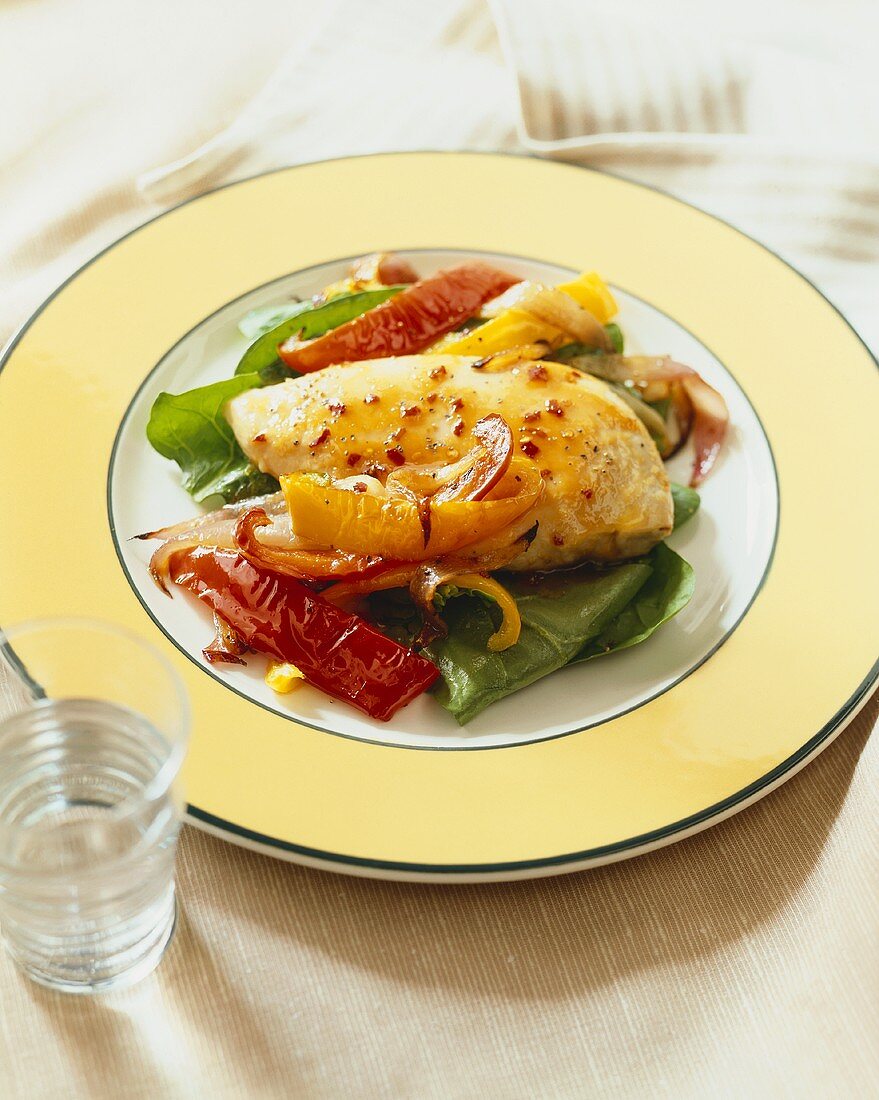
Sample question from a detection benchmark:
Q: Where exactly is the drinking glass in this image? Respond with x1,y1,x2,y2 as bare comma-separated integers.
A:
0,618,189,993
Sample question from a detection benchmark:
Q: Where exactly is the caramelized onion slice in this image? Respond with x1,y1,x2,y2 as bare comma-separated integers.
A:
384,455,468,501
568,354,689,388
663,382,694,459
143,495,298,593
203,612,248,665
351,252,418,286
408,562,453,644
322,562,421,605
481,280,611,350
145,500,385,593
433,414,514,506
385,415,514,512
234,508,386,581
681,375,729,486
325,523,536,632
136,492,287,543
566,354,729,485
385,479,433,548
408,532,530,650
149,535,218,594
519,286,611,351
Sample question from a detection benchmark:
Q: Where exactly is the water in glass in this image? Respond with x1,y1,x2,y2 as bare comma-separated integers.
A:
0,619,188,993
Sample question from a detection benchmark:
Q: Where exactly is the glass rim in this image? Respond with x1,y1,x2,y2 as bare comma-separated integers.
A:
0,616,189,874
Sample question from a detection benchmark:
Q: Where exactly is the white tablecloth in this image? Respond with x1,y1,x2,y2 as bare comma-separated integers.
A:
2,2,877,1095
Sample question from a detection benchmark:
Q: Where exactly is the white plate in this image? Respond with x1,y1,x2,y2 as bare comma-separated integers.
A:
109,249,778,751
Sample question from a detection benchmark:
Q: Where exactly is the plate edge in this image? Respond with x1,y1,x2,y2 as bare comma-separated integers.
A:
186,669,877,882
186,662,878,879
2,150,877,877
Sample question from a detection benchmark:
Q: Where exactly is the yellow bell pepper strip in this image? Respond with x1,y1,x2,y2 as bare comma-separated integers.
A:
323,514,538,607
388,412,516,547
441,573,522,651
281,459,543,562
265,661,305,693
557,271,618,321
436,271,617,356
409,553,529,651
435,309,561,356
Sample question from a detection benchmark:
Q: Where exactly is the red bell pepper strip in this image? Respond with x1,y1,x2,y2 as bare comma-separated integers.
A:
169,547,439,721
278,262,518,373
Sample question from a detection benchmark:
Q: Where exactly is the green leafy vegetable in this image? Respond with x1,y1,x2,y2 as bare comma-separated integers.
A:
670,482,700,530
571,543,694,664
364,589,423,648
148,285,412,503
434,584,496,611
426,563,652,724
365,481,696,723
234,287,406,379
605,322,624,353
426,536,694,724
551,343,591,361
238,300,310,340
146,373,277,504
551,323,624,361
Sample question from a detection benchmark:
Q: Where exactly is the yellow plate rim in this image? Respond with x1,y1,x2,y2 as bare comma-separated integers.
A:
1,151,877,879
187,685,876,883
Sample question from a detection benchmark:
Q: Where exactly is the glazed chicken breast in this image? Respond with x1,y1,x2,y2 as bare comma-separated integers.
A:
226,354,673,571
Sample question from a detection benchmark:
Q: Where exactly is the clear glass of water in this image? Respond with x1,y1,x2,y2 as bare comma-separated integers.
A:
0,618,189,994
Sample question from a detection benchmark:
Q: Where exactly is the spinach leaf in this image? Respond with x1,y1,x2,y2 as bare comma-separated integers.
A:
148,287,407,504
426,563,652,725
426,537,694,723
146,373,278,504
234,286,405,379
670,482,700,530
551,343,592,361
605,322,624,353
572,543,694,664
238,300,310,340
551,323,624,360
364,588,423,648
